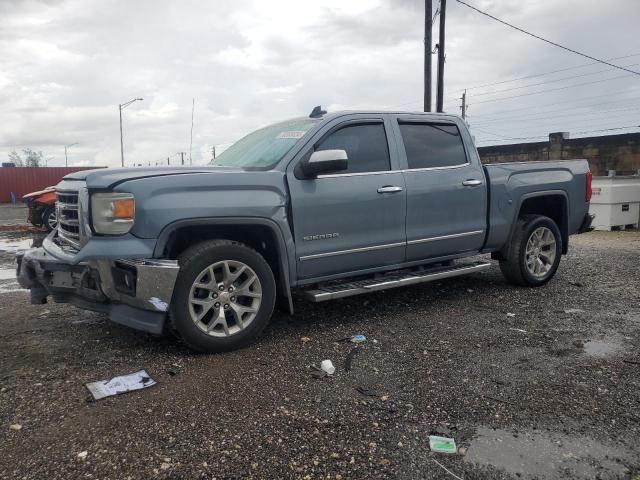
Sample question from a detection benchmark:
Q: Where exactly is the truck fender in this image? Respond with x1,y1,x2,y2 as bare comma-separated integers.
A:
154,217,294,315
496,190,569,259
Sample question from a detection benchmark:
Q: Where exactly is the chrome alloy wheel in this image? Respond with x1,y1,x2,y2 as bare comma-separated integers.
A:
525,226,557,278
46,209,58,230
188,260,262,337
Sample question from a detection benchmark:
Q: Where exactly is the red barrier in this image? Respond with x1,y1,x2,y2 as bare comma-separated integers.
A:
0,167,105,203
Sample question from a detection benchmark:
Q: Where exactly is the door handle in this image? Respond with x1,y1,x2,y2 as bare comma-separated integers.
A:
462,179,482,186
377,186,403,194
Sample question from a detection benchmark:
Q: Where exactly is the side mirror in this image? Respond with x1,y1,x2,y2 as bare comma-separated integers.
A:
302,149,348,178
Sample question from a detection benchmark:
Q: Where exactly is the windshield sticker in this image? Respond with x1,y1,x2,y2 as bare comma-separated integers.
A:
277,131,306,139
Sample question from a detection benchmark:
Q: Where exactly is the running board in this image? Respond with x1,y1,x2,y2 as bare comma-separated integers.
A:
303,261,491,302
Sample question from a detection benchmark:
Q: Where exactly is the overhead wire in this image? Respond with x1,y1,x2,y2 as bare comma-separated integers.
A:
455,0,640,76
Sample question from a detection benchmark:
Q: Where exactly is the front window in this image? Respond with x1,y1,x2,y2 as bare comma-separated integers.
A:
211,118,317,169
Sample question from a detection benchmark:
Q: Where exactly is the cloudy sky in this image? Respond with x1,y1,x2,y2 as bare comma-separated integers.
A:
1,0,639,167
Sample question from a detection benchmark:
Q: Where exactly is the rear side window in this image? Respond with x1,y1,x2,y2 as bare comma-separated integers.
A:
399,122,467,169
316,123,390,174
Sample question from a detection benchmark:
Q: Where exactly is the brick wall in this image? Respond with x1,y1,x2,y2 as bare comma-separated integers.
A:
477,132,640,176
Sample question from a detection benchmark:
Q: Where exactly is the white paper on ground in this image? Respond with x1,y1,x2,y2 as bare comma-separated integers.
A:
86,369,157,400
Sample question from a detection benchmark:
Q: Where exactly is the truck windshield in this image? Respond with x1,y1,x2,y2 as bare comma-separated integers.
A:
211,118,317,169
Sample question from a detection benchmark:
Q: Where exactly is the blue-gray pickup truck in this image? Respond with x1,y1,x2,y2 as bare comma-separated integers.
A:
17,108,594,352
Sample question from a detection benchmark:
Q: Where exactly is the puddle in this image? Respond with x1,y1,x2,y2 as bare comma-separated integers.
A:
0,236,34,253
0,268,16,281
583,339,624,358
465,427,634,479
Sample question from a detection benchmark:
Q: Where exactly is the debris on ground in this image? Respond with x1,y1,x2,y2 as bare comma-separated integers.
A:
320,359,335,375
310,366,326,379
301,336,311,344
344,347,358,372
429,435,457,454
9,424,22,431
506,312,516,317
337,334,367,343
85,369,157,400
509,328,528,333
564,308,585,314
431,458,464,479
355,386,378,397
77,451,88,460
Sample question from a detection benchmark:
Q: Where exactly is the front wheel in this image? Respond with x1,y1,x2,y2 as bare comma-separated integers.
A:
169,240,276,353
499,215,562,287
41,205,57,232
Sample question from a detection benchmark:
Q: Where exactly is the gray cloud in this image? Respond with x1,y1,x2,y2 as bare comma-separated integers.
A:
1,0,639,167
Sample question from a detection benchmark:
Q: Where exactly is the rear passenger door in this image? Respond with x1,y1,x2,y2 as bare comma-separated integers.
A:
392,116,487,261
287,116,406,281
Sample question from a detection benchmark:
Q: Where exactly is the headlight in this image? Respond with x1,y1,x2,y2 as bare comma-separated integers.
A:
91,193,135,234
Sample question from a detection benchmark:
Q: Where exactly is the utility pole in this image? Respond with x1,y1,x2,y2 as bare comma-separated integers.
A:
436,0,447,112
424,0,433,112
180,152,185,165
460,89,467,120
118,97,144,167
167,157,170,166
189,98,195,165
211,145,216,161
64,143,78,167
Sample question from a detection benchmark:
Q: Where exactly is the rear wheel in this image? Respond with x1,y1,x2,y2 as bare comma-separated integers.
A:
169,240,276,353
41,205,57,232
499,215,562,286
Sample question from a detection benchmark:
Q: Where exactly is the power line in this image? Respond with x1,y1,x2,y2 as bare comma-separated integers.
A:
463,53,640,91
475,125,640,145
455,0,640,76
470,104,640,126
471,72,636,105
470,63,640,98
469,90,640,117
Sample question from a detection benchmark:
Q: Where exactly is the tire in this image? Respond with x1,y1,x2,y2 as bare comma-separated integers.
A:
499,215,562,287
41,205,57,232
169,240,276,353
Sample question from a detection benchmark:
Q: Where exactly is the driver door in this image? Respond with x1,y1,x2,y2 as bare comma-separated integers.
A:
286,116,406,281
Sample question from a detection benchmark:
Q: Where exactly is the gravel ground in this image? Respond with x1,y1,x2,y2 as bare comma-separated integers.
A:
0,229,638,479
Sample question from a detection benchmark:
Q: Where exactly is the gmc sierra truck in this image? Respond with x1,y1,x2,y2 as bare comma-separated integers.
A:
17,109,594,352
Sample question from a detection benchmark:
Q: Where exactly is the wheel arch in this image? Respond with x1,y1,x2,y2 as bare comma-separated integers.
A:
154,217,293,314
493,190,569,260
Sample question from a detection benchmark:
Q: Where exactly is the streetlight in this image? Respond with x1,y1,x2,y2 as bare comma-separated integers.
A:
64,143,78,167
119,97,144,167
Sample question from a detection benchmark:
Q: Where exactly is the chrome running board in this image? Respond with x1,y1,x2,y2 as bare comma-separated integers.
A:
303,261,491,302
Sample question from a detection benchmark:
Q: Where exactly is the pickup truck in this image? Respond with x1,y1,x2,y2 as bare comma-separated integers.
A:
17,108,594,352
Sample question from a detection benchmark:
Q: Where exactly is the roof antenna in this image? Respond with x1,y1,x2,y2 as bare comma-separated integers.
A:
309,105,327,118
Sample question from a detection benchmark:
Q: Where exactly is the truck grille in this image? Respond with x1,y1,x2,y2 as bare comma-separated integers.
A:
56,191,81,248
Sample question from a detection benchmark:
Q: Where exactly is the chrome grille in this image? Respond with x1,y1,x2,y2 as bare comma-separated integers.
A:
56,190,81,248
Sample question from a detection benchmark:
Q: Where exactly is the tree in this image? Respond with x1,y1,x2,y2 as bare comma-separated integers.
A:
8,151,23,167
7,148,44,167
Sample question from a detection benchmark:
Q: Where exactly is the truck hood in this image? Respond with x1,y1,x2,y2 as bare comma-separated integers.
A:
63,166,242,189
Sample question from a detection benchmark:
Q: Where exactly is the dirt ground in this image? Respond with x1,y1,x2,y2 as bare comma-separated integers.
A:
0,220,638,479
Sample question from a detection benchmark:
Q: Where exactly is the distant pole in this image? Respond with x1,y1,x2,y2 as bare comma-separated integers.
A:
461,89,467,119
189,98,195,165
118,97,144,167
64,143,78,168
119,104,125,167
211,145,216,161
167,156,170,166
436,0,447,112
180,152,185,165
424,0,433,112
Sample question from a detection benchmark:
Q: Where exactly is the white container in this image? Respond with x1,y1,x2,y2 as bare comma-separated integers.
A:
320,360,335,375
589,173,640,230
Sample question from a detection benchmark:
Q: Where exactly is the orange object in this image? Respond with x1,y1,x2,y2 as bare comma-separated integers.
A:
112,198,135,220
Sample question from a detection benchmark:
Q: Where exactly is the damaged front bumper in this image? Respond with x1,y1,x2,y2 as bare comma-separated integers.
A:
16,235,179,335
